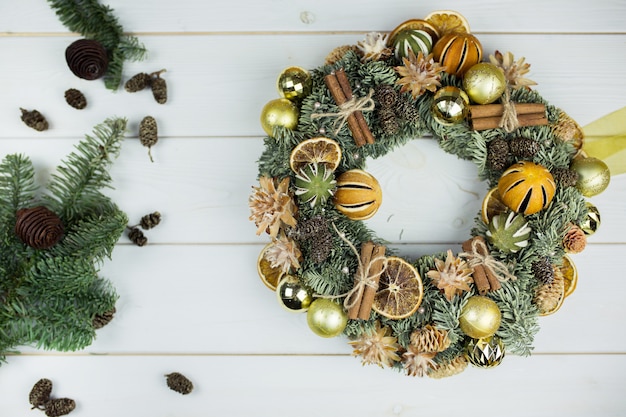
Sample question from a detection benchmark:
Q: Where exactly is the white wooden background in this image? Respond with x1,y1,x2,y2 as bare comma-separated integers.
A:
1,1,625,416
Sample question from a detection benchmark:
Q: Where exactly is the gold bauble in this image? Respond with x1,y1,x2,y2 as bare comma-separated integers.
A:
277,66,312,102
431,86,470,125
466,336,505,368
306,299,348,338
570,157,610,197
462,63,506,105
459,296,502,339
276,275,312,313
260,98,299,137
580,202,601,235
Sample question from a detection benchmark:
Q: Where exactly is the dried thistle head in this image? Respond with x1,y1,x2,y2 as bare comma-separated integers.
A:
489,50,537,90
357,32,393,62
426,250,473,301
402,347,436,377
264,233,302,274
394,51,446,98
249,177,298,239
348,321,401,368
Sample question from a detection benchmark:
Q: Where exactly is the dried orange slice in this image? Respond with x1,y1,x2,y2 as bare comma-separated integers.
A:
481,187,508,224
424,10,471,36
560,255,578,298
289,137,342,173
373,257,424,320
257,243,285,291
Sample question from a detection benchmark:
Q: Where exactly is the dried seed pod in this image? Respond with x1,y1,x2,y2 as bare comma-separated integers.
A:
151,70,168,104
551,167,579,187
140,211,162,230
93,307,116,329
125,72,152,92
20,108,49,131
64,88,87,110
15,206,64,249
378,107,399,135
395,97,419,124
374,84,398,108
165,372,194,395
128,226,147,246
65,39,108,80
44,398,76,417
139,116,158,162
29,378,53,409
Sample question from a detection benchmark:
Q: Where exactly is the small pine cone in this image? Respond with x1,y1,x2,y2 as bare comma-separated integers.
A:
139,116,158,162
563,224,587,254
65,39,108,80
29,378,53,409
44,398,76,417
409,324,450,353
552,110,583,152
428,355,468,379
487,138,510,171
140,211,162,229
509,137,540,158
325,45,359,65
374,84,398,108
551,167,579,187
395,98,419,125
378,107,399,135
151,73,168,104
64,89,87,110
128,227,148,246
531,257,554,285
15,206,64,249
165,372,194,395
20,108,49,131
93,307,116,329
125,72,152,92
535,265,565,315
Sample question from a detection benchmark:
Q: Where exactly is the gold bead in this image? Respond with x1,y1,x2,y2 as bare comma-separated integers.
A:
276,275,312,312
462,62,506,105
306,299,347,338
260,98,299,137
277,66,312,102
570,156,610,197
458,296,501,339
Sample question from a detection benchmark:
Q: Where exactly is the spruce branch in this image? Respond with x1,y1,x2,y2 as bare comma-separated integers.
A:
0,154,37,217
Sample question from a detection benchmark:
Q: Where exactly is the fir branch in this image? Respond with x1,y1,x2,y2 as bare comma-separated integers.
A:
0,154,37,217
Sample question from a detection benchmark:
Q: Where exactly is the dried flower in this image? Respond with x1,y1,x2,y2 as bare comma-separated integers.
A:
249,176,297,238
264,233,302,274
489,50,537,90
395,51,446,98
349,321,401,368
402,347,436,377
426,249,473,301
410,324,450,353
357,32,392,62
563,224,587,253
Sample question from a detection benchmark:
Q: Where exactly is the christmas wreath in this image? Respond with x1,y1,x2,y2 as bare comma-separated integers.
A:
249,11,609,377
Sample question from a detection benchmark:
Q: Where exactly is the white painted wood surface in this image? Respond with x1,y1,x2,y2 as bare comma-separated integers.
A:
1,1,625,415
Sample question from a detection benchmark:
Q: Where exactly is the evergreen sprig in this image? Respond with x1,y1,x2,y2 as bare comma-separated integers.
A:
0,118,128,364
46,0,147,90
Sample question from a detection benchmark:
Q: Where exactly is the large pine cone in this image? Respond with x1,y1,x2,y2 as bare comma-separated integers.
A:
15,206,64,249
410,324,450,353
65,39,108,80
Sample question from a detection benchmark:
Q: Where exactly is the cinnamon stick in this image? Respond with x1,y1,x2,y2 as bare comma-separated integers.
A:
470,103,546,119
470,112,548,131
473,236,502,292
357,244,386,319
335,69,376,145
323,73,366,146
462,238,490,295
348,241,375,319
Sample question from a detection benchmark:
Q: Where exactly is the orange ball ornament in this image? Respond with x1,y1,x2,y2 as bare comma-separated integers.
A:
432,33,483,76
333,169,382,220
498,161,556,215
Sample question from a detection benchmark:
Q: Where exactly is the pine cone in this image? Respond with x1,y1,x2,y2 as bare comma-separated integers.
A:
29,378,53,409
15,206,64,249
324,45,358,65
64,89,87,110
151,75,167,104
65,39,108,80
563,224,586,253
290,215,333,263
428,355,468,379
487,138,510,171
395,98,419,124
531,257,554,285
534,265,564,315
374,84,398,108
93,307,116,329
139,116,158,162
551,167,579,187
552,110,583,151
165,372,194,395
128,227,147,246
44,398,76,417
509,137,540,158
378,107,399,135
140,211,162,229
125,72,152,92
20,108,49,131
410,324,450,353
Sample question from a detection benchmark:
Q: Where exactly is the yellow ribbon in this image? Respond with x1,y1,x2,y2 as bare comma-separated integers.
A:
583,106,626,176
311,89,375,135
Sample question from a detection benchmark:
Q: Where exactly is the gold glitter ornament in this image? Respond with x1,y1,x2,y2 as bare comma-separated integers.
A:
462,63,506,105
277,66,312,102
580,202,601,235
276,275,313,312
307,298,348,338
570,156,610,197
466,335,505,368
431,86,469,125
260,98,299,137
458,295,502,339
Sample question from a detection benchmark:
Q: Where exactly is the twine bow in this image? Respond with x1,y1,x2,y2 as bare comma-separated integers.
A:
499,88,520,133
460,237,517,282
323,223,387,312
311,89,375,135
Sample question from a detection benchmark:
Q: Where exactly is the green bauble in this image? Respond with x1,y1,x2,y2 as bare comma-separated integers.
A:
466,336,505,368
306,299,347,338
277,66,312,102
486,211,532,254
392,29,433,60
294,163,336,208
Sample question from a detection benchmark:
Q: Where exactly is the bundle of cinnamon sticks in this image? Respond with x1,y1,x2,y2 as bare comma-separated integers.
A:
469,102,547,131
462,236,501,294
348,241,386,320
323,68,375,146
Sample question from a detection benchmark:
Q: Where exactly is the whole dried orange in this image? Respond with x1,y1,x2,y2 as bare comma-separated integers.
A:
372,257,424,320
289,137,342,173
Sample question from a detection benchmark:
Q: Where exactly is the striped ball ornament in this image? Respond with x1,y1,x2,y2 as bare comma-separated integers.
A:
432,33,483,76
333,169,382,220
498,161,556,216
392,29,434,60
